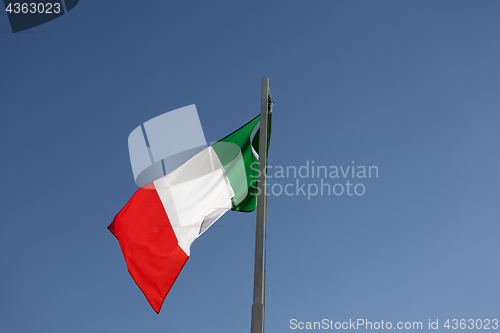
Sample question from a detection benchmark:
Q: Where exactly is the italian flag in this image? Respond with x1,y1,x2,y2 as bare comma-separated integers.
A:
108,113,271,313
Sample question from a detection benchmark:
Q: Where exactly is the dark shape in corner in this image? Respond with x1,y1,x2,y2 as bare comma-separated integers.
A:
3,0,79,33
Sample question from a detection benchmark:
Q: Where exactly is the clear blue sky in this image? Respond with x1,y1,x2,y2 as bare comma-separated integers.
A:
1,1,500,332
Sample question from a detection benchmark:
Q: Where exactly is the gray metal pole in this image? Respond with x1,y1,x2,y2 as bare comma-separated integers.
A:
251,77,270,333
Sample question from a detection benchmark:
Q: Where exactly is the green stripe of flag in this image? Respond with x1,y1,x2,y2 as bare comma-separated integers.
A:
212,113,272,212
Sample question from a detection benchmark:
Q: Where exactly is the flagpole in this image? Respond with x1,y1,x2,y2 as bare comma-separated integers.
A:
251,77,270,333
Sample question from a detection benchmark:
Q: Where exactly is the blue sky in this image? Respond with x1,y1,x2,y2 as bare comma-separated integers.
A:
1,1,500,332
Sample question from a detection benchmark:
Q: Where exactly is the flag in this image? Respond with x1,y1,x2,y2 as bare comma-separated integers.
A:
108,113,271,313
